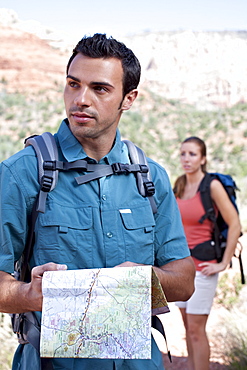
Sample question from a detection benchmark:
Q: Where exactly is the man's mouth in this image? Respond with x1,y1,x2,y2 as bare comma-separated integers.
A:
71,112,94,124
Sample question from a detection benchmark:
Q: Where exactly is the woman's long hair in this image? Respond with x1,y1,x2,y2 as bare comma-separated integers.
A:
173,136,207,198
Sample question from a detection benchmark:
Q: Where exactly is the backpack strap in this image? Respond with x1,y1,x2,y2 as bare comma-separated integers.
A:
76,141,157,216
235,240,246,285
25,132,59,213
151,315,172,363
198,173,216,224
198,173,222,260
25,133,157,214
123,140,157,214
74,162,149,185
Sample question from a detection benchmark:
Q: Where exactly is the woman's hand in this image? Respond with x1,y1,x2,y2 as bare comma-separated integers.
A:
199,261,227,276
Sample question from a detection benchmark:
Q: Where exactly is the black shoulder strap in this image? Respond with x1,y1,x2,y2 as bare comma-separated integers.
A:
198,173,217,224
236,240,246,284
123,140,157,214
17,133,60,282
198,173,222,260
152,315,172,363
25,132,59,213
19,197,39,282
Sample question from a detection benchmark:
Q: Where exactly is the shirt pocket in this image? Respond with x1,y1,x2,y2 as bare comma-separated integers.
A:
34,201,93,267
119,204,155,264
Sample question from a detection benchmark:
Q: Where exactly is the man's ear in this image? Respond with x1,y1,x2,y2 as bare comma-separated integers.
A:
121,90,138,111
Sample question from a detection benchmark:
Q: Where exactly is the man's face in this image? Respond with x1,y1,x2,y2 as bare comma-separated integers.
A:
64,54,136,145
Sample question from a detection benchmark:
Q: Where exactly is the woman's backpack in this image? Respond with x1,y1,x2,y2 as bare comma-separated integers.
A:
198,172,245,284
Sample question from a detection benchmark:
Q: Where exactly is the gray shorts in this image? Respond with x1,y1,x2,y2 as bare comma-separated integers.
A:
175,271,219,315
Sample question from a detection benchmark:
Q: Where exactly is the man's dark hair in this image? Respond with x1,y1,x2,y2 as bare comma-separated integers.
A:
66,33,141,98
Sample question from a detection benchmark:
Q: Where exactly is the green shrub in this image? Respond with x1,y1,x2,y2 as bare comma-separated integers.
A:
218,300,247,369
227,338,247,369
215,272,243,310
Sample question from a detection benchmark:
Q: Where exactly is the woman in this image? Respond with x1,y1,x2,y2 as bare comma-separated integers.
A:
173,136,241,370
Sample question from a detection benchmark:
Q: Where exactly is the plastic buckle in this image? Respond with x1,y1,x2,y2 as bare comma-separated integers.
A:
139,165,148,173
11,313,22,334
11,313,29,344
40,175,53,192
43,160,56,171
144,181,155,196
112,163,130,174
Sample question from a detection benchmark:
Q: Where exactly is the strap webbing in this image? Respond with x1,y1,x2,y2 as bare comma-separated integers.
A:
123,140,157,214
20,198,39,282
239,254,246,284
76,167,114,184
75,163,145,185
40,359,54,370
236,241,246,284
198,173,222,261
152,316,172,363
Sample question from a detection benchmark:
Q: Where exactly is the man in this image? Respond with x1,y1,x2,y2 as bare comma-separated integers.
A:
0,33,195,369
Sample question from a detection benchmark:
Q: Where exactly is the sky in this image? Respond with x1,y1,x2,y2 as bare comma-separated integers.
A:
1,0,247,40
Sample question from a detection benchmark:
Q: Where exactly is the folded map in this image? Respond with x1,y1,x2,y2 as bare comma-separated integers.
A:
40,265,169,359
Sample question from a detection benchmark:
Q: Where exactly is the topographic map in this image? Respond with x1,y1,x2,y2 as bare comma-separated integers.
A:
40,266,168,359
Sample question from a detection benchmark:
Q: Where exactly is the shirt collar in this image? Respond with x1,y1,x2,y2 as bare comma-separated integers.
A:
56,119,128,164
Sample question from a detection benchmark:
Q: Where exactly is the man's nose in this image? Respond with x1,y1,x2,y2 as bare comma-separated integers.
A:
74,87,91,106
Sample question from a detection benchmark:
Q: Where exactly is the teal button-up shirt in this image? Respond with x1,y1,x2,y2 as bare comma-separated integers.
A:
0,120,189,369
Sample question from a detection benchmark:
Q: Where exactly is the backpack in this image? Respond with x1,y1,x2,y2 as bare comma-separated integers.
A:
198,172,245,284
11,132,172,364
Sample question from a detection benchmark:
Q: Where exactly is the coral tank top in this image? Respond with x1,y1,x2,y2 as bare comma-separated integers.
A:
177,192,217,270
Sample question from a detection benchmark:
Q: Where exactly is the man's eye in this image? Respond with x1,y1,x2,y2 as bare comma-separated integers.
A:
94,86,107,92
69,81,79,88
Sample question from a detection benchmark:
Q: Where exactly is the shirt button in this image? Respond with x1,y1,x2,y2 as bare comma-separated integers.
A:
102,195,107,201
106,232,113,238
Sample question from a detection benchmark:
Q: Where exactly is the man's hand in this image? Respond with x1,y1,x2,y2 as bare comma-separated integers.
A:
0,263,67,313
27,263,67,311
